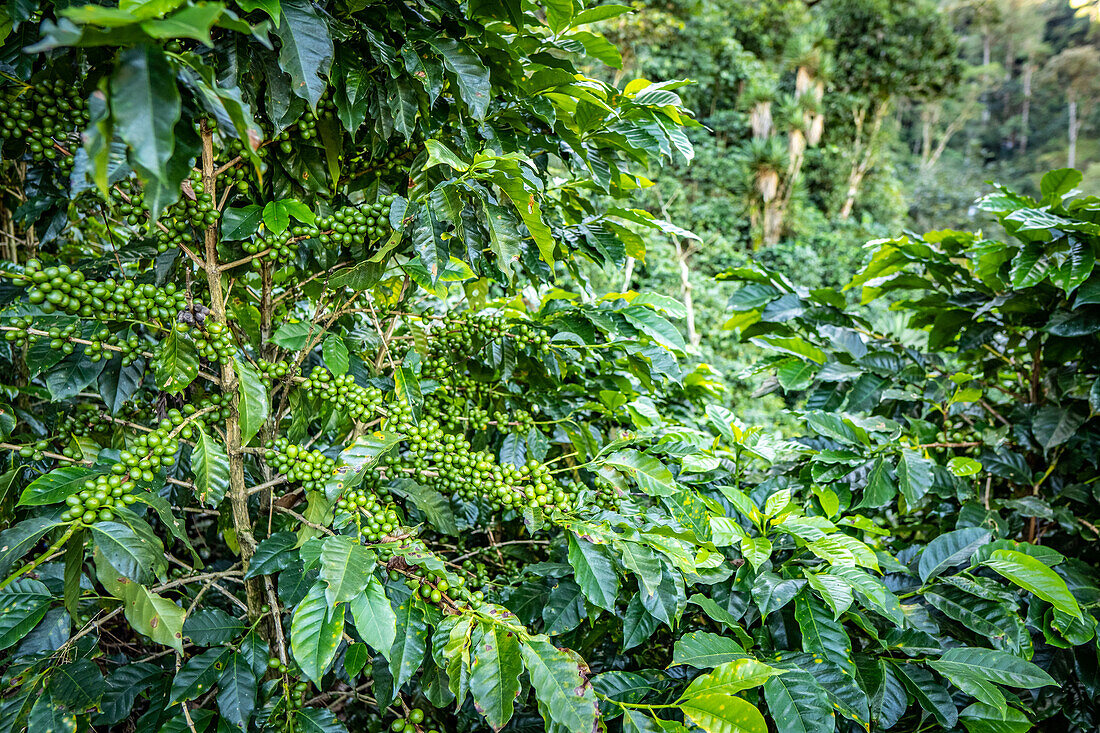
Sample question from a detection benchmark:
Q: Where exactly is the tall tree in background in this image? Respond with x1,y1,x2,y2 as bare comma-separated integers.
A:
1039,45,1100,168
825,0,960,219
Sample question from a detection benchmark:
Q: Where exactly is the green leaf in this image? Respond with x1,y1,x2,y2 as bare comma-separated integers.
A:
28,689,76,733
604,449,676,496
804,570,854,619
622,305,685,352
117,578,185,653
567,534,619,611
959,702,1033,733
679,693,767,733
46,352,106,401
344,643,369,678
763,669,834,733
389,596,429,690
272,320,317,350
918,528,992,582
0,579,51,651
171,647,231,702
948,457,983,477
97,353,144,414
319,535,373,606
18,466,101,506
1009,245,1048,288
387,478,458,535
794,593,856,676
140,3,225,45
423,36,490,120
238,0,279,24
897,449,934,505
291,583,345,685
217,653,257,731
294,707,349,733
111,44,181,184
244,531,299,579
983,549,1081,618
682,659,779,698
671,631,747,669
275,0,333,109
520,637,599,733
153,327,199,393
1040,168,1082,200
1031,405,1085,451
263,200,290,233
192,424,230,507
348,577,397,660
92,521,163,584
234,356,269,446
183,608,245,646
322,335,349,375
394,365,422,421
892,660,957,729
221,205,263,240
469,622,523,730
827,566,904,626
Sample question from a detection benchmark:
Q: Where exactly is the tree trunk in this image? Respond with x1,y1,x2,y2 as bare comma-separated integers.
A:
1068,92,1078,169
919,105,937,168
621,256,635,291
200,121,263,620
1021,61,1033,154
981,28,991,124
839,100,888,220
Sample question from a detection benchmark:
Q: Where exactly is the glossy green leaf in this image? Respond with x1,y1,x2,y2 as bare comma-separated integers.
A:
983,549,1081,618
469,622,522,730
291,583,345,685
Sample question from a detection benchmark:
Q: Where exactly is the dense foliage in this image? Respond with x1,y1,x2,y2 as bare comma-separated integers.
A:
0,1,1098,733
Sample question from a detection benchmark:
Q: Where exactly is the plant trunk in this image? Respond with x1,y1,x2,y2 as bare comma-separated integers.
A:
839,100,887,220
1068,93,1078,169
200,121,263,620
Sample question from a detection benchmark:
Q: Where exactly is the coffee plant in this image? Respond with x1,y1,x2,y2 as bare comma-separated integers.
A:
0,0,1096,729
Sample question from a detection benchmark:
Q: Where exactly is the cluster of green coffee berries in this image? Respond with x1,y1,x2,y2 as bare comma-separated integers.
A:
493,408,535,432
14,441,51,462
0,79,86,170
388,707,438,733
60,473,139,524
3,317,76,354
337,487,403,542
181,320,235,362
13,260,189,323
85,327,144,365
59,407,114,439
398,563,484,610
300,370,386,422
429,312,509,354
423,392,490,432
109,182,148,226
386,415,573,512
257,359,293,381
316,198,394,248
267,655,311,715
110,423,183,483
264,438,336,492
242,224,319,266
